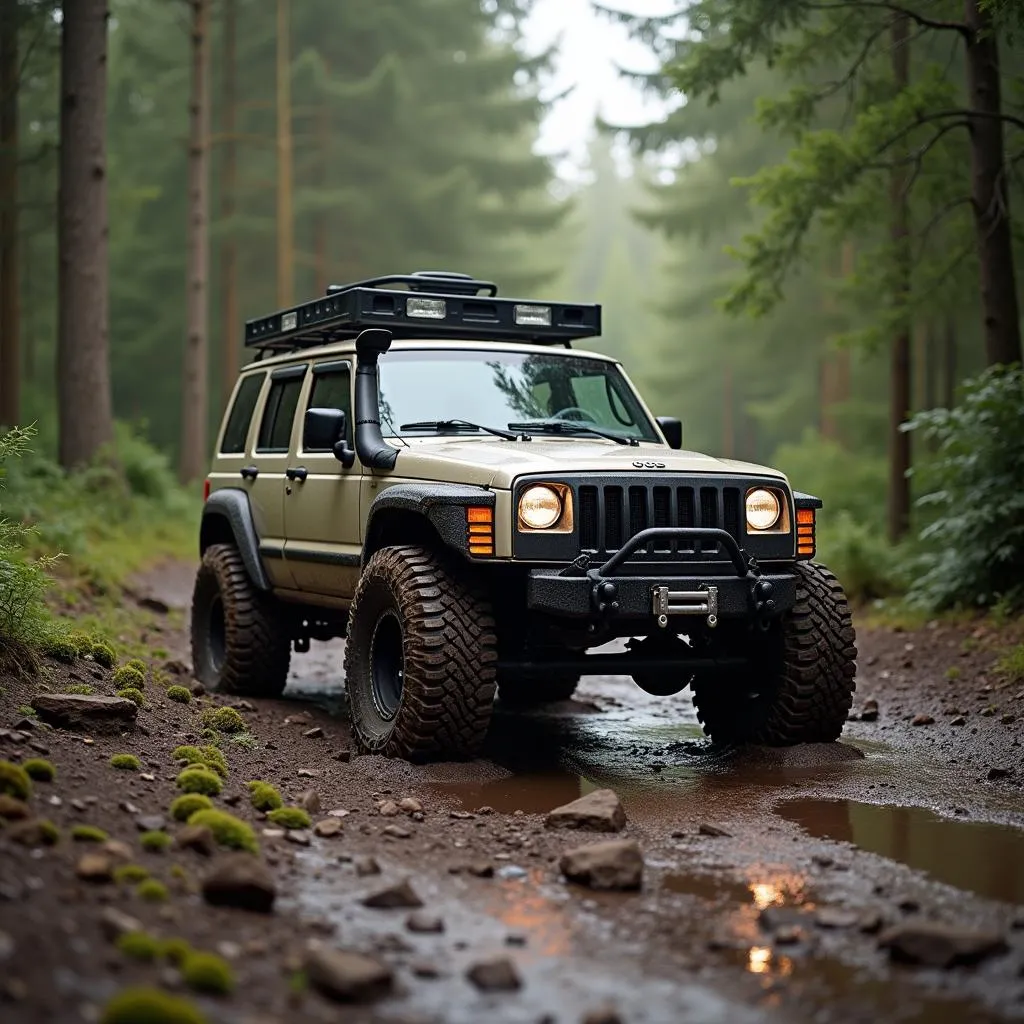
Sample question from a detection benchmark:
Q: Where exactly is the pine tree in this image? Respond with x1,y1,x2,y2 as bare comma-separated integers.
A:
0,0,19,427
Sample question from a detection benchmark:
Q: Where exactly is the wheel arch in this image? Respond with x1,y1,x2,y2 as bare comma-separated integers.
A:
199,488,272,591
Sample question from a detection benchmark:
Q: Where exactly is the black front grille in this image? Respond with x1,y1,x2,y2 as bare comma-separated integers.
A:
577,481,743,558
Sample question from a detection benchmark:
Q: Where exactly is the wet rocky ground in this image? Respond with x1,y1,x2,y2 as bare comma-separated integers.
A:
0,559,1022,1023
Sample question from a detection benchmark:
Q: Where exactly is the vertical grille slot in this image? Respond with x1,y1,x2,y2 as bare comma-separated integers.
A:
724,487,741,540
677,486,695,553
628,486,648,541
653,486,671,552
579,486,598,551
604,486,624,551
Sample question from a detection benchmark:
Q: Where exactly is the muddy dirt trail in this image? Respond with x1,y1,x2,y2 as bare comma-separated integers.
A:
2,559,1023,1024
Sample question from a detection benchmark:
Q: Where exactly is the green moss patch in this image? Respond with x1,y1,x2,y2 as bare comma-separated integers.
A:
181,951,235,995
116,931,161,962
62,683,95,695
247,780,283,812
175,767,222,796
71,824,109,842
266,806,311,830
42,633,80,663
166,685,191,703
200,745,228,778
0,761,31,801
125,658,147,675
186,809,258,854
91,641,116,668
136,879,169,902
113,863,150,884
113,665,146,689
110,753,141,771
116,686,145,707
22,758,56,782
160,937,193,966
169,793,213,822
99,986,208,1024
140,829,172,852
200,706,246,733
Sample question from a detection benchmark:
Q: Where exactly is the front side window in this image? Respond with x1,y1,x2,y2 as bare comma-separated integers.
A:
257,373,305,452
377,350,658,442
219,372,265,454
304,366,353,450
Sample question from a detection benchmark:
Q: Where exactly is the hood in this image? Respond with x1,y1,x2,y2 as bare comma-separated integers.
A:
384,436,788,489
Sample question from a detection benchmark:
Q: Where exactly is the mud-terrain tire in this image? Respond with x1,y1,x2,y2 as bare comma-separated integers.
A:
344,545,497,761
498,671,579,707
190,543,291,697
691,562,856,745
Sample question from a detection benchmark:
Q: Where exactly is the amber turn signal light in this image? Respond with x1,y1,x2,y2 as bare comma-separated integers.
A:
467,506,494,557
796,507,815,558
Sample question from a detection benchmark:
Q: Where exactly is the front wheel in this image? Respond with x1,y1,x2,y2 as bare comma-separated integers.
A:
190,543,291,697
343,545,497,761
691,562,856,745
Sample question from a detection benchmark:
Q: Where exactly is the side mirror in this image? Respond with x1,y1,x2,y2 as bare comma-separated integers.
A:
656,416,683,450
306,407,356,468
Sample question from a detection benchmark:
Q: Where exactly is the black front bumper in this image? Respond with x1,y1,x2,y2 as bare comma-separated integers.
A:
525,527,797,625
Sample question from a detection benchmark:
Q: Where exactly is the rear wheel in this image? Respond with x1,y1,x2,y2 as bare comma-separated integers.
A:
344,545,497,761
691,562,856,745
498,671,580,707
190,543,291,697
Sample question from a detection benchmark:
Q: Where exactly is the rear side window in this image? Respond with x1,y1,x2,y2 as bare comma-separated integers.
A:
257,371,306,453
219,373,265,454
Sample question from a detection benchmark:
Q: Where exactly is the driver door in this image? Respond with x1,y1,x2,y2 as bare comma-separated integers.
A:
282,360,362,598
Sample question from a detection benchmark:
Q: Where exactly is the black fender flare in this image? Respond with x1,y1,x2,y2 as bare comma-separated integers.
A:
199,489,272,591
363,483,496,564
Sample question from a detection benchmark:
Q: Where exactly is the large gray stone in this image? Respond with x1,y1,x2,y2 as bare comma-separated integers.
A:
304,942,393,1002
545,789,626,833
31,694,137,733
201,854,276,913
879,921,1008,967
559,838,643,891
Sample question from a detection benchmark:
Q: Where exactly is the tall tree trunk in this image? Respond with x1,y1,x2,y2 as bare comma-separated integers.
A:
942,317,957,409
180,0,211,484
57,0,113,468
219,0,237,406
964,0,1022,366
888,13,912,544
0,0,19,427
313,93,329,295
721,363,734,458
276,0,293,308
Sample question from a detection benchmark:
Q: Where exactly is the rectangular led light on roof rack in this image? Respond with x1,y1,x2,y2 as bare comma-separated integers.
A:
281,312,298,332
514,304,552,327
407,297,447,320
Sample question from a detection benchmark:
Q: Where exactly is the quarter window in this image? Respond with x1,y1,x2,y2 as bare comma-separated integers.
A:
257,374,305,453
219,373,265,454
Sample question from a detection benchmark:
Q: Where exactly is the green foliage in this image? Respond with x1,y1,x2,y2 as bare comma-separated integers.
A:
995,643,1024,684
99,986,208,1024
15,705,35,717
160,938,193,966
906,366,1024,610
180,951,235,995
113,665,146,689
113,863,150,884
200,745,228,778
41,633,80,663
171,745,206,766
185,809,258,854
0,761,31,800
140,829,172,852
166,685,191,703
116,931,161,962
136,879,169,902
815,513,908,604
200,706,246,733
125,658,147,674
267,806,312,830
247,780,283,812
91,641,117,668
175,767,222,796
71,824,109,842
22,758,56,782
116,687,146,707
35,819,61,845
61,683,95,695
169,793,213,821
110,753,141,771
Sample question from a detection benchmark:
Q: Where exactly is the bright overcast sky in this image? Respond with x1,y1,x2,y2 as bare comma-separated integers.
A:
520,0,679,179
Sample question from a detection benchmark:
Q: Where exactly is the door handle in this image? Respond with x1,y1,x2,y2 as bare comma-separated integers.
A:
240,465,259,480
285,466,308,483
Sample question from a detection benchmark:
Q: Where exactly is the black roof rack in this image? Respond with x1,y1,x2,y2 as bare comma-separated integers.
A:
244,270,602,354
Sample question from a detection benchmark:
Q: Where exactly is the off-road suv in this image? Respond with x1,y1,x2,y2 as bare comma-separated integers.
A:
192,271,856,761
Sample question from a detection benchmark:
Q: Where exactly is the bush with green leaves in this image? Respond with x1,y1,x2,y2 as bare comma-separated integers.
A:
113,665,145,689
166,685,191,703
200,706,246,733
906,365,1024,610
814,512,908,604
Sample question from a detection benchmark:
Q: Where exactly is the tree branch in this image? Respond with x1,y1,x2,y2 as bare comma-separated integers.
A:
803,1,971,37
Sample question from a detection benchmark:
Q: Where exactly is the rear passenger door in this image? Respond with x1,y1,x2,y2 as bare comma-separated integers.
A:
282,360,362,598
248,364,308,591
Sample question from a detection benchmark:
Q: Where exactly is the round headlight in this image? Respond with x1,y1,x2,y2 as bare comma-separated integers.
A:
746,488,781,531
519,485,562,530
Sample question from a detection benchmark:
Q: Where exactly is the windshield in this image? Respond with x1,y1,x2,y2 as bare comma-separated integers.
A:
378,349,659,442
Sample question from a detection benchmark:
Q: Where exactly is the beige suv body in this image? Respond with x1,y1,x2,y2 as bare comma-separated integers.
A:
193,272,856,761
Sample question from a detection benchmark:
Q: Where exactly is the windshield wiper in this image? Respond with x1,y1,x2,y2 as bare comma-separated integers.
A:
400,419,529,441
508,420,638,447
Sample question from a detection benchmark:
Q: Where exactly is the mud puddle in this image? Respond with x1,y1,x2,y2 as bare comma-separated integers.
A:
778,798,1024,905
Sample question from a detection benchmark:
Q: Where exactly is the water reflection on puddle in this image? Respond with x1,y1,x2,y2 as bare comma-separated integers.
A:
778,798,1024,904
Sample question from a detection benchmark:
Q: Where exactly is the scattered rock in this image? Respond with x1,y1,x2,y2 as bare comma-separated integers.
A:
0,795,29,820
879,921,1008,967
285,830,312,846
30,694,137,733
335,749,352,763
406,911,444,934
297,769,320,778
176,825,216,857
99,907,144,941
304,726,324,739
354,855,381,877
362,879,423,909
377,800,400,817
774,925,806,945
201,854,277,913
76,854,114,883
102,840,133,861
466,956,521,992
382,824,412,839
545,789,625,833
988,766,1014,780
582,1006,624,1024
815,908,861,929
188,681,205,696
698,823,731,838
135,815,166,833
304,942,394,1002
399,797,423,814
119,801,140,815
559,838,643,891
298,789,321,814
911,714,935,726
6,819,57,846
951,716,967,726
759,906,807,931
467,862,494,878
0,931,13,962
859,698,879,722
314,818,344,838
327,808,351,819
